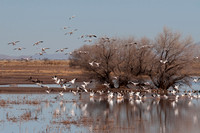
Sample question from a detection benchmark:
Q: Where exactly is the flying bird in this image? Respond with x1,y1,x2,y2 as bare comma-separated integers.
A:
69,15,75,20
69,78,77,84
86,34,97,38
64,29,78,35
63,26,70,29
8,41,20,46
160,59,168,64
89,61,94,66
41,48,50,52
38,52,46,55
55,48,68,52
33,41,43,46
193,78,200,83
14,47,26,50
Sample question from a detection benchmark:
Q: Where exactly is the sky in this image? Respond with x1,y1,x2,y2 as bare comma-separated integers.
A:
0,0,200,56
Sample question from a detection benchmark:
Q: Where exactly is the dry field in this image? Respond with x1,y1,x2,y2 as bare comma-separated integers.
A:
1,60,200,85
0,60,89,85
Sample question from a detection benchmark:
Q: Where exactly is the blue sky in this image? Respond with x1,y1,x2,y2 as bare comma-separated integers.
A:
0,0,200,56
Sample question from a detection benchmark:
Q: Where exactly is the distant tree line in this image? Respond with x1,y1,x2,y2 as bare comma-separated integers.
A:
69,28,196,90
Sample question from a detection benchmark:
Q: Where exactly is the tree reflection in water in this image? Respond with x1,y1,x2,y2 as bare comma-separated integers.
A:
1,93,200,133
81,95,200,133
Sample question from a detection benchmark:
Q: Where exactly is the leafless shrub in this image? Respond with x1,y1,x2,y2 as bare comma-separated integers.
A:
70,37,120,88
69,28,196,90
146,27,195,90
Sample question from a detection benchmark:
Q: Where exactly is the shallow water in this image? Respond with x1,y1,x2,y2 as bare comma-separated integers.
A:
1,82,200,133
0,91,200,133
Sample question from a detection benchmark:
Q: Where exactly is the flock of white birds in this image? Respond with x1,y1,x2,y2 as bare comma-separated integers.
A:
7,15,200,108
7,15,97,60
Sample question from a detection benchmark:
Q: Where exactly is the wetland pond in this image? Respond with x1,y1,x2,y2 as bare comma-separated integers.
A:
0,83,200,133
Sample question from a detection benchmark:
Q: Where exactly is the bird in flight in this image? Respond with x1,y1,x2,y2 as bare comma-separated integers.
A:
14,47,26,51
55,48,68,52
33,41,43,46
63,26,70,29
160,59,168,64
69,15,75,20
86,34,97,38
69,78,77,84
64,29,78,35
8,41,20,46
41,48,50,52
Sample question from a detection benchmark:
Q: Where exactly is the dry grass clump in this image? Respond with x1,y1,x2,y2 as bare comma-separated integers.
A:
61,120,78,125
20,112,32,121
6,111,37,122
24,100,40,105
0,100,7,107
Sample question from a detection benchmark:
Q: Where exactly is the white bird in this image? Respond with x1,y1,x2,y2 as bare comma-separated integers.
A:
108,92,114,99
59,91,64,96
135,99,142,104
174,85,179,90
71,90,77,95
69,78,77,84
33,41,43,46
80,103,88,112
63,84,67,90
89,61,94,66
103,83,110,88
90,91,95,97
129,81,139,86
52,76,58,81
117,92,124,100
113,76,118,79
38,52,45,55
175,95,179,101
135,92,140,97
55,48,68,52
41,48,50,52
95,62,100,67
193,78,200,83
8,41,20,46
86,34,97,38
97,90,103,95
171,90,177,95
46,89,51,94
83,81,92,86
129,91,134,98
163,95,168,99
55,79,61,85
69,15,75,20
81,84,88,92
160,59,168,64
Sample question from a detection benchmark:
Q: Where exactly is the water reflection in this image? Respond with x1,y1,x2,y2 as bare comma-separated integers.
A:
0,93,200,133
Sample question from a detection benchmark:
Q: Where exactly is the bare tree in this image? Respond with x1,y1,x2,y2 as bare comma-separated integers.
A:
69,28,195,90
69,37,119,88
147,27,195,90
